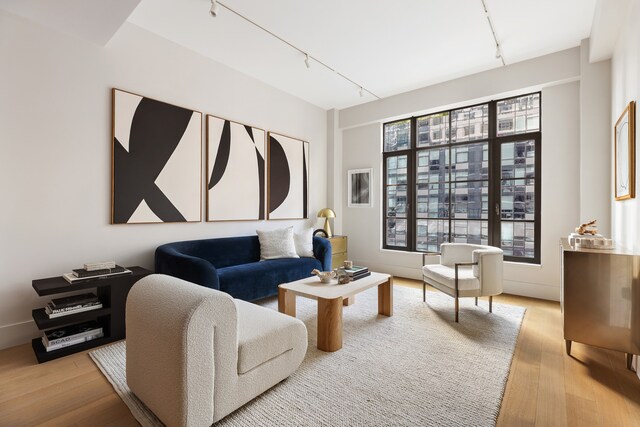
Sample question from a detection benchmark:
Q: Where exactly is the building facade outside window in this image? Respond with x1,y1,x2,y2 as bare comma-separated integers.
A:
382,92,541,264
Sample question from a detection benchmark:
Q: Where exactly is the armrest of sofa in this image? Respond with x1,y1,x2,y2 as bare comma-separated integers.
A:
126,274,238,427
312,236,332,270
155,245,221,290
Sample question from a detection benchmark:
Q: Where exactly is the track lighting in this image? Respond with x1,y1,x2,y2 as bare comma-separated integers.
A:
206,1,381,100
210,0,219,17
495,45,501,59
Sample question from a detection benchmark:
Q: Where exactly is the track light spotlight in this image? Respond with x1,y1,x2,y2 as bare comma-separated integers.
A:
210,0,219,17
304,54,310,69
495,45,501,59
359,87,364,97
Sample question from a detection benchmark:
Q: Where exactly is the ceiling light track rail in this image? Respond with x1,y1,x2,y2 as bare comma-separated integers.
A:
481,0,506,66
212,0,381,100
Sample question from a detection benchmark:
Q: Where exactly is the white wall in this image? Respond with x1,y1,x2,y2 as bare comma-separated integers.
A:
580,39,612,236
611,0,640,252
0,11,327,349
335,47,615,301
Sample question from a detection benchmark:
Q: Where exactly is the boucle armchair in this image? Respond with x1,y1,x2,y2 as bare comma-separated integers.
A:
126,274,308,426
422,243,503,322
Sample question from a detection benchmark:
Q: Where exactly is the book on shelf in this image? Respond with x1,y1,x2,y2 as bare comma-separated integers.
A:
49,293,99,309
45,302,103,319
73,265,126,278
42,331,103,352
62,268,132,284
43,321,103,347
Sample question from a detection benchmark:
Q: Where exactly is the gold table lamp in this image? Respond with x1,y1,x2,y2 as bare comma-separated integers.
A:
317,208,336,237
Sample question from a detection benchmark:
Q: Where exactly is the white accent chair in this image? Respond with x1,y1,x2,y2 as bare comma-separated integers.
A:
126,274,308,427
422,243,504,322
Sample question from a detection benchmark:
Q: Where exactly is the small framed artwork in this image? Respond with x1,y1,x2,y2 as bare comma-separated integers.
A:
615,101,636,201
348,168,373,207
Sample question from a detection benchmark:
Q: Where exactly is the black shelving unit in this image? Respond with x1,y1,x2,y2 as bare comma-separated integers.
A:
31,266,151,363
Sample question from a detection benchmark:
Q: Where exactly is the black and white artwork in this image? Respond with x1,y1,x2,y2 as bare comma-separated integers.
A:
267,132,309,219
112,89,201,224
207,115,265,221
348,168,373,207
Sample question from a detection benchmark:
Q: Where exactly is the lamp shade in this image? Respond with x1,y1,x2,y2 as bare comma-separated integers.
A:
317,208,336,218
317,208,336,237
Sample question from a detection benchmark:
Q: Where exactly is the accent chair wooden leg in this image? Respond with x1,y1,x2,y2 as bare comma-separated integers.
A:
627,353,634,371
454,297,459,323
423,282,426,302
475,297,478,306
565,340,572,356
489,296,493,313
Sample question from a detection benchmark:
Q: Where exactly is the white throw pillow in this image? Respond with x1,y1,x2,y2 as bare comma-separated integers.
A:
256,227,299,260
294,227,314,258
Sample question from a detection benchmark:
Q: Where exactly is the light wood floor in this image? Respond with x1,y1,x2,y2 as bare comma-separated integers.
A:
1,278,639,426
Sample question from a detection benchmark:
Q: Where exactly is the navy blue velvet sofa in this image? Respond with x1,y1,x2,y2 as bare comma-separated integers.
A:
155,235,332,301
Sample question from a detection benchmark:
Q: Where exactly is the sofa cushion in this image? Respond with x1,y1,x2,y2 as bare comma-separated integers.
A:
422,264,480,291
218,258,322,301
256,227,299,260
235,299,304,375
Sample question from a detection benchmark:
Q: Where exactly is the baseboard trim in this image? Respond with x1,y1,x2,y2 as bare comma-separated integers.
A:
0,320,39,351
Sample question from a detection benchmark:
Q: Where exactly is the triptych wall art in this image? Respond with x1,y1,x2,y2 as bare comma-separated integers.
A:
111,88,309,224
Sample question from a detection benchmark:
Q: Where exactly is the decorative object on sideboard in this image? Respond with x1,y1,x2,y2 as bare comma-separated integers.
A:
207,115,265,221
317,208,336,237
267,132,309,220
311,269,335,284
614,100,636,201
348,168,373,207
575,219,598,235
568,220,614,249
343,260,353,269
111,88,202,224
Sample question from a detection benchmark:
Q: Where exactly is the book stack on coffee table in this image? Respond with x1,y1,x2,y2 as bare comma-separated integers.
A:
344,266,371,281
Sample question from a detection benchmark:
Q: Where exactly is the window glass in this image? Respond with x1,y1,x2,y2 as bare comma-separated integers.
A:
384,120,411,151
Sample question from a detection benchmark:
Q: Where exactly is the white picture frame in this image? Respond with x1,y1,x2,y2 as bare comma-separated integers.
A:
348,168,373,207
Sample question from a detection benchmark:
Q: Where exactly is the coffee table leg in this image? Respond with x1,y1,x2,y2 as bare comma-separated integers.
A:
278,288,296,317
343,295,355,306
378,277,393,317
317,297,343,352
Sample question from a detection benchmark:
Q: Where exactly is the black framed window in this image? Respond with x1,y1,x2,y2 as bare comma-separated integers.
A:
383,92,541,264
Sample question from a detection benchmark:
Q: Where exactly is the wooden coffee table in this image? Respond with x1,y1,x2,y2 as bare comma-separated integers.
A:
278,272,393,352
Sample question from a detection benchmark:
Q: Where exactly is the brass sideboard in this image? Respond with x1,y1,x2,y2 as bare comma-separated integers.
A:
560,238,640,369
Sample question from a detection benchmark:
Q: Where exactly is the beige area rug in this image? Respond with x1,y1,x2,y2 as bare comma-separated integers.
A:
90,285,525,426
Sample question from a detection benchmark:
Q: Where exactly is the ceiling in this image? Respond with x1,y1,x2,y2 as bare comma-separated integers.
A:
127,0,597,110
1,0,599,110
